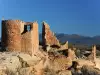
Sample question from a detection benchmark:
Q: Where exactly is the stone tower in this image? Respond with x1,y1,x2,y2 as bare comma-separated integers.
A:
2,20,22,51
1,19,39,54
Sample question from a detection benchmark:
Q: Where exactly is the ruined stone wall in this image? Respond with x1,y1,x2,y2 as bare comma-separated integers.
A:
1,20,23,51
21,22,39,54
42,22,60,47
21,31,32,54
32,22,39,53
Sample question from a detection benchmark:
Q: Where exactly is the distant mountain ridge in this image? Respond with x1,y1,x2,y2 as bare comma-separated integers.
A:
39,33,100,45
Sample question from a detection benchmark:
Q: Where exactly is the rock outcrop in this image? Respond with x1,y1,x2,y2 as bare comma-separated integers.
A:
57,41,68,51
0,52,47,75
67,48,77,60
88,45,96,61
0,50,99,75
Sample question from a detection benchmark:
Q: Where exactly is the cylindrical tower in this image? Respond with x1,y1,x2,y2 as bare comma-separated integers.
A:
1,20,22,51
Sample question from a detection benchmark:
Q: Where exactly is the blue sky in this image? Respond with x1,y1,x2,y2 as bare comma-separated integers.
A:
0,0,100,36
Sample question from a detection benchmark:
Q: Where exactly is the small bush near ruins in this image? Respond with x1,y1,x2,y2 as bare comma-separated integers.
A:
68,43,73,48
96,50,100,56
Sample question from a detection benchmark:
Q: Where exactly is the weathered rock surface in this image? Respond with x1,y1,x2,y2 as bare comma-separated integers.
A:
42,21,60,48
60,41,68,50
0,52,42,75
0,51,72,75
0,51,99,75
49,55,72,71
56,41,68,51
67,48,77,60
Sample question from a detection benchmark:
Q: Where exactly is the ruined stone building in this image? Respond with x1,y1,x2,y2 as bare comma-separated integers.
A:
1,20,39,54
1,19,68,54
